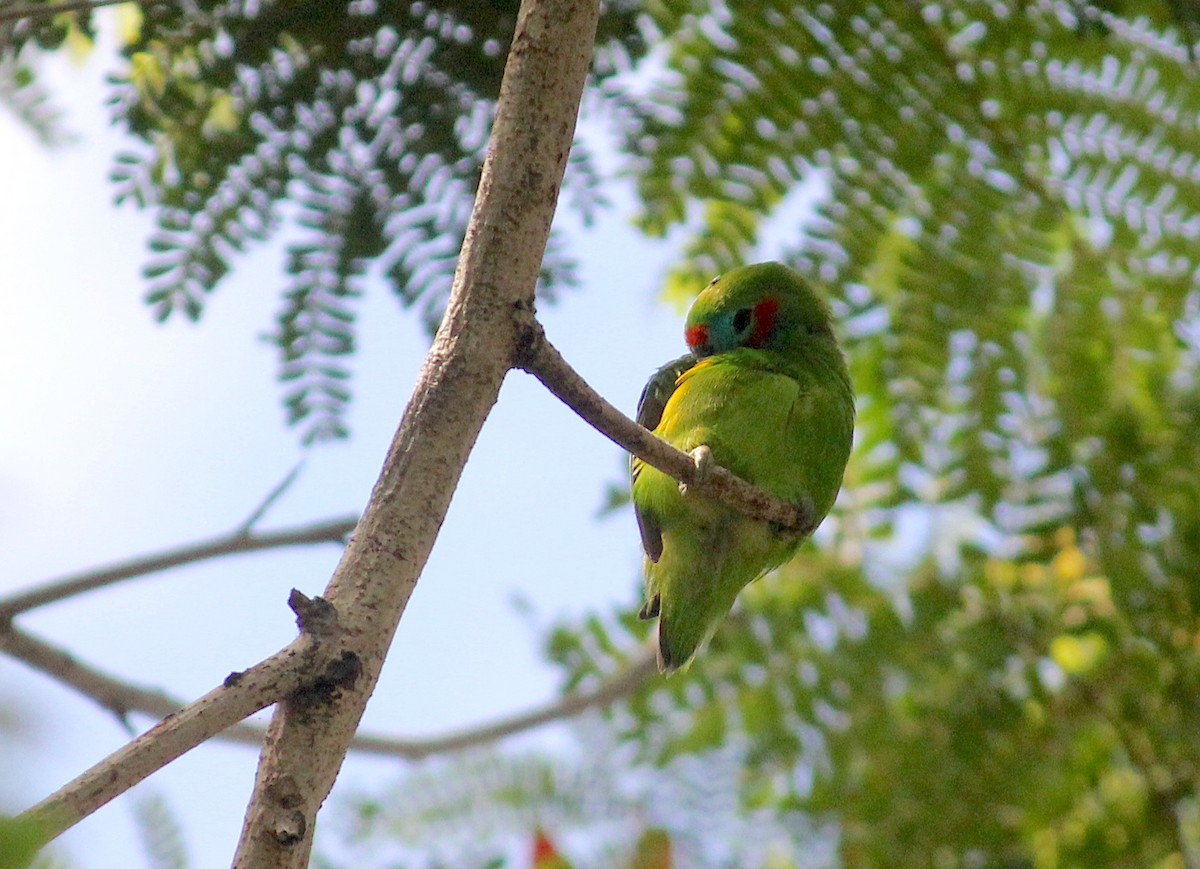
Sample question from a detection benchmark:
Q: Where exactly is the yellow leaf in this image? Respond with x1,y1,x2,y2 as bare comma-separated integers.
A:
129,52,165,99
985,558,1018,590
1050,545,1087,583
1064,577,1110,604
1049,633,1108,675
117,3,144,46
63,18,94,64
662,264,711,308
203,92,240,137
1020,562,1047,587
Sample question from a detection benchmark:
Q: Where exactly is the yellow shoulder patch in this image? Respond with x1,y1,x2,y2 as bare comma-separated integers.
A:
657,357,721,436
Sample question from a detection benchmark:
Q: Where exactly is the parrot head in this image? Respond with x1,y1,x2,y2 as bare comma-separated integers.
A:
684,261,834,358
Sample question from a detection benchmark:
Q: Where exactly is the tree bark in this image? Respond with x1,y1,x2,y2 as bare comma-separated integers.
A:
230,1,600,865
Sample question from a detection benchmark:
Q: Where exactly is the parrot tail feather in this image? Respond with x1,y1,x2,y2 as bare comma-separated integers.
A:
657,619,696,676
656,629,679,673
655,619,700,674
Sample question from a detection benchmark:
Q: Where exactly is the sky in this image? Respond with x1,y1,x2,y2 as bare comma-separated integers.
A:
0,23,701,868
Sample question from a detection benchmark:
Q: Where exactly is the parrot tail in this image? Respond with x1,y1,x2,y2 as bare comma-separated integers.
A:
655,592,730,674
655,622,691,673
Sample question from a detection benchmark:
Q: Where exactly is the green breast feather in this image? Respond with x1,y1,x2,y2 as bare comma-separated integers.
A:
631,262,854,672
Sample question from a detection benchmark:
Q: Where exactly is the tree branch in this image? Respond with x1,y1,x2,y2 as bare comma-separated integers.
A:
1,620,656,761
0,516,356,621
515,323,815,533
232,2,601,865
17,597,352,843
355,650,657,759
0,624,184,726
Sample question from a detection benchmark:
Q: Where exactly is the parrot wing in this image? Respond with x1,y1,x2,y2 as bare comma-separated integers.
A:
631,353,696,565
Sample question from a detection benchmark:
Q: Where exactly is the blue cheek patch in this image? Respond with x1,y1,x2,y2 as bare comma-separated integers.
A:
708,316,739,353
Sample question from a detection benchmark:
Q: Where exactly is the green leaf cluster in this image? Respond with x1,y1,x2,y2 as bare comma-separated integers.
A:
548,538,1199,867
0,1,95,145
94,0,643,441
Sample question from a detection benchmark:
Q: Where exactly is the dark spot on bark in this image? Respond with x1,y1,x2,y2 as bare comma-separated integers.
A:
224,670,245,687
287,650,363,723
266,774,303,809
512,319,544,369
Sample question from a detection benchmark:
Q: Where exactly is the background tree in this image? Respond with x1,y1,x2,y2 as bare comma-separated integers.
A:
3,0,1200,867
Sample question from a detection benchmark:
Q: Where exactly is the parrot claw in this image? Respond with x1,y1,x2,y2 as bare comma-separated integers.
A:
678,445,714,496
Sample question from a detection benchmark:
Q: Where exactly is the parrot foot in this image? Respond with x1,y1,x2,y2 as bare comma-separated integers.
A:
678,445,714,496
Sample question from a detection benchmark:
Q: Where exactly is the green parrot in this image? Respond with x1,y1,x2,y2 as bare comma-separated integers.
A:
631,262,854,672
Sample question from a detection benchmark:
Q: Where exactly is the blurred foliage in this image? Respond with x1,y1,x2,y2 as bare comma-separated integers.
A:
0,55,69,146
0,0,94,144
0,814,71,869
131,790,190,869
538,533,1200,868
329,728,832,868
1,0,644,442
7,0,1200,865
566,3,1197,864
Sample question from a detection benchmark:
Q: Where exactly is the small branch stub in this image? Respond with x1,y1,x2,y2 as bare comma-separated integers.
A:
288,590,339,640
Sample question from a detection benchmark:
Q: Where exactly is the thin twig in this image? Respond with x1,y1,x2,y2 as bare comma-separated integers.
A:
350,650,658,760
0,516,356,621
237,461,306,534
0,624,183,725
515,323,814,534
1,621,657,761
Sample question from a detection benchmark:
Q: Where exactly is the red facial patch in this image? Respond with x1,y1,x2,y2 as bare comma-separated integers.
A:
685,323,709,350
747,297,779,347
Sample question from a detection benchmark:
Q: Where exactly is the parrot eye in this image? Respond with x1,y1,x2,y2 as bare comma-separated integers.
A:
732,307,752,336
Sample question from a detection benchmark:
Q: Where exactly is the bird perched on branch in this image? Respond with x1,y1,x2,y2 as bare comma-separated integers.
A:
631,262,854,672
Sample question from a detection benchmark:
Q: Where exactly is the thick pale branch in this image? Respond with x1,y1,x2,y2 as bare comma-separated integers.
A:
232,2,601,865
0,517,355,620
516,325,815,534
